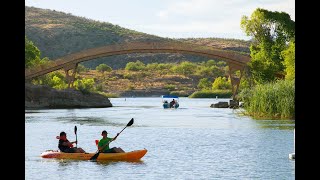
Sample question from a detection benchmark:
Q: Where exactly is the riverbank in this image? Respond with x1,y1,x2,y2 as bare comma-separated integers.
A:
25,83,112,109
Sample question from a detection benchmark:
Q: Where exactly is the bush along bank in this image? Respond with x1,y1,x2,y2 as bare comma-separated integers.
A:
238,79,295,119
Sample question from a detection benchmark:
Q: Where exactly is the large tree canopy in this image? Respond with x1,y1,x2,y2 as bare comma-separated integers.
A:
282,41,295,80
25,36,49,68
25,36,41,68
241,8,295,84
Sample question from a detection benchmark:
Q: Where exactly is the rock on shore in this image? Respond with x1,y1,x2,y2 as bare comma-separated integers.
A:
25,83,112,109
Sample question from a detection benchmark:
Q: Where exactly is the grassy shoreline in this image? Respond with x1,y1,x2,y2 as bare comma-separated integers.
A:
238,79,295,120
189,90,232,98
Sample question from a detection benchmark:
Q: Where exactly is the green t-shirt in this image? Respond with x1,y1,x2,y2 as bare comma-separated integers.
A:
98,137,113,152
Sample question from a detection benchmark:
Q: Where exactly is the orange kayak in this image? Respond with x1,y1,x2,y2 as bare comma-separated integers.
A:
41,149,147,161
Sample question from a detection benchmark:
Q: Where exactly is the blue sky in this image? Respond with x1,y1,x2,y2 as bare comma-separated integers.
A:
25,0,295,40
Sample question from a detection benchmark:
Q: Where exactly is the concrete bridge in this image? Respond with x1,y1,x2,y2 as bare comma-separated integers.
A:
25,41,251,98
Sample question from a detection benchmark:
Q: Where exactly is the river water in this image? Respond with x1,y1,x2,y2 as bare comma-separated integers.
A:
25,97,295,179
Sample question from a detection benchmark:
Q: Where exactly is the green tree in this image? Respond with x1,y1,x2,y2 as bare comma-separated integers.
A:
25,36,40,68
211,66,225,78
282,41,295,80
31,71,67,89
77,64,89,73
171,61,197,75
197,78,212,90
198,67,211,77
96,64,112,72
51,75,68,90
241,8,295,84
74,78,95,94
216,61,227,67
25,36,49,68
206,60,217,67
212,77,231,90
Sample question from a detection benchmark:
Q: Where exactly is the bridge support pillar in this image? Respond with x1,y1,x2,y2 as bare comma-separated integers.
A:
64,63,78,89
228,63,245,100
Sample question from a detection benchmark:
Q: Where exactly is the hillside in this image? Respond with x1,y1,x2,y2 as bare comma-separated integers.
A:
80,69,199,97
25,6,250,69
178,38,250,54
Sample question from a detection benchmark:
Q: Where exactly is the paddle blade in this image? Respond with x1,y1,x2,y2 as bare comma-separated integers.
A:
90,152,100,161
74,126,77,135
127,118,134,126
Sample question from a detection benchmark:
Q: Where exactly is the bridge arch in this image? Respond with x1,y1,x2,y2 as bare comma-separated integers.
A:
25,41,251,98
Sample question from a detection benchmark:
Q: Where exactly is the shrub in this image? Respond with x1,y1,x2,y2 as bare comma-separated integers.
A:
96,64,112,72
197,78,211,90
164,84,176,91
125,60,145,71
212,77,231,90
74,78,95,94
171,61,197,75
77,64,89,73
95,84,103,92
123,73,133,79
146,63,159,71
127,85,135,90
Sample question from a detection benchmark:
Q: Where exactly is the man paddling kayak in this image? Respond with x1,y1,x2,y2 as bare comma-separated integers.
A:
98,130,125,153
58,132,86,153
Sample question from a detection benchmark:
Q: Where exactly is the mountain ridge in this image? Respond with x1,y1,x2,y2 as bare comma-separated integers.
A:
25,6,250,69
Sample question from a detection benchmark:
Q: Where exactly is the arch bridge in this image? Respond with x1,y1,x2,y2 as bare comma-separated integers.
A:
25,41,251,99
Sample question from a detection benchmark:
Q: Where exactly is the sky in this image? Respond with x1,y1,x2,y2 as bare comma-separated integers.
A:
25,0,295,40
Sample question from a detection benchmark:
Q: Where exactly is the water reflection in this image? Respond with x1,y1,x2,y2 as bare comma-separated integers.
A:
96,159,145,166
55,158,146,168
57,159,76,167
254,120,295,130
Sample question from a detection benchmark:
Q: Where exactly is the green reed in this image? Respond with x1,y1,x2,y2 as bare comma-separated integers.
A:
239,79,295,119
189,90,233,98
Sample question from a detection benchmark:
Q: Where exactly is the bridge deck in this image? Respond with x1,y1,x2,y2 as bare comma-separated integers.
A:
25,41,250,79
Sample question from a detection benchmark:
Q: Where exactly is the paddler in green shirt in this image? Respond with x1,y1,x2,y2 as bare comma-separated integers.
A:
98,130,125,153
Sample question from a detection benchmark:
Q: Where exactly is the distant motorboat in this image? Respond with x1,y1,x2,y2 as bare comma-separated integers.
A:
161,95,179,109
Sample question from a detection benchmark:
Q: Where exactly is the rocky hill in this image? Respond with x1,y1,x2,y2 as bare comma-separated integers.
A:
25,6,251,69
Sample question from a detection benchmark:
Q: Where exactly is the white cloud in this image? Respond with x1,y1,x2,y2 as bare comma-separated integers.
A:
152,0,294,39
26,0,294,39
156,0,294,19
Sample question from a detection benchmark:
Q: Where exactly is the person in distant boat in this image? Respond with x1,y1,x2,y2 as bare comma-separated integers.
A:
98,130,125,153
58,131,86,153
163,100,168,106
170,99,176,108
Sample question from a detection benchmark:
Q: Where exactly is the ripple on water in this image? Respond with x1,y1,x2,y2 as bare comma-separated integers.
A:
26,98,295,179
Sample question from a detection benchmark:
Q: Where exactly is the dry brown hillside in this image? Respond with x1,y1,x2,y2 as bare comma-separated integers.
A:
80,69,199,97
25,6,250,70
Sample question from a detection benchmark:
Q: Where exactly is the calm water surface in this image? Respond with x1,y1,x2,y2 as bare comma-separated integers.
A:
26,97,295,179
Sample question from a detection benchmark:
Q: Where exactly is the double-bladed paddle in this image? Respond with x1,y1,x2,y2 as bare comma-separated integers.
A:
90,118,134,161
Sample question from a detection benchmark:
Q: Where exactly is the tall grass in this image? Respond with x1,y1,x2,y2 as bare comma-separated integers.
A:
238,79,295,119
97,91,119,98
189,90,232,98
